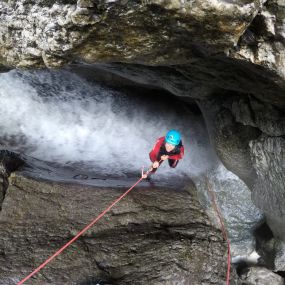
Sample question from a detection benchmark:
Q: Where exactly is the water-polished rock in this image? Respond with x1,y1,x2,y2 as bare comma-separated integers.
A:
240,267,284,285
250,137,285,220
250,137,285,270
0,170,236,285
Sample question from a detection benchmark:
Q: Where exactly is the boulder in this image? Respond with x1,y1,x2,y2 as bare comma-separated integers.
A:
240,267,284,285
0,170,234,285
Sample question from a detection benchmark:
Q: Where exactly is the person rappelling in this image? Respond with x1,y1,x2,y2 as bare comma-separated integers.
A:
142,129,184,179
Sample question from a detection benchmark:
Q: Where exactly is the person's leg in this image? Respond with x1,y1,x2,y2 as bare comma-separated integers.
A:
168,159,179,168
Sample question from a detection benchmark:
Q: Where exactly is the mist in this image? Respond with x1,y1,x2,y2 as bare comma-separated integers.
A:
0,69,215,178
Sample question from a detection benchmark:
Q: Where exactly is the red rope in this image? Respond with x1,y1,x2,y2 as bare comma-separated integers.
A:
16,176,144,285
207,182,231,285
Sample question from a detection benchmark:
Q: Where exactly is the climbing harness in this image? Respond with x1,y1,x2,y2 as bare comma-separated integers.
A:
16,166,154,285
207,181,231,285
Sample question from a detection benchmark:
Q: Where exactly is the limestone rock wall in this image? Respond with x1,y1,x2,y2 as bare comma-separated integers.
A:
0,0,267,67
198,97,285,271
1,0,284,103
0,170,234,285
233,0,285,80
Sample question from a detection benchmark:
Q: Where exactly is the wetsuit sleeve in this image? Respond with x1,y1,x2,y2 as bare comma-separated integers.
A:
149,137,163,162
169,145,184,160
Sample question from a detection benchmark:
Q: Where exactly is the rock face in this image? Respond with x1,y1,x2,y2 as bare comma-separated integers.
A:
240,267,284,285
233,0,285,81
250,137,285,270
1,0,285,103
231,96,285,137
198,98,261,190
250,137,285,220
198,96,285,269
194,163,263,257
0,0,268,67
0,169,234,285
0,0,285,282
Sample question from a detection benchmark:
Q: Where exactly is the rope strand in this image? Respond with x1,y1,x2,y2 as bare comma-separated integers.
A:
16,177,144,285
207,181,231,285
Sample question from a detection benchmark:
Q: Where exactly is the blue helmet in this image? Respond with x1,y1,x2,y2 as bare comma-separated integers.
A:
165,129,181,146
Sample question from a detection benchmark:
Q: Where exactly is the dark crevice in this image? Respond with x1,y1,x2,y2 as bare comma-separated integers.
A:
236,222,275,278
78,239,114,285
247,14,268,38
276,271,285,278
237,0,270,47
247,95,257,124
254,222,275,269
0,150,25,211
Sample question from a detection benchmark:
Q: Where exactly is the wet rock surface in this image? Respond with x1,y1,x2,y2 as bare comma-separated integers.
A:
230,96,285,137
194,164,263,258
197,96,284,273
0,168,233,285
250,137,285,220
233,0,285,81
198,98,261,190
240,267,284,285
250,136,285,271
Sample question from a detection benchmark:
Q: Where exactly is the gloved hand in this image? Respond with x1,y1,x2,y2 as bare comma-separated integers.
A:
152,161,160,168
142,173,148,179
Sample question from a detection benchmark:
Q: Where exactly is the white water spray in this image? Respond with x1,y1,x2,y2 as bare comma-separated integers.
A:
0,70,215,177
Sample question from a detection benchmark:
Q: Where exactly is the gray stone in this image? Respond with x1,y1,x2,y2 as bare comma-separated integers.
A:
198,99,261,189
233,0,285,81
250,137,285,218
0,0,267,67
249,137,285,270
273,240,285,271
194,164,263,258
0,0,285,107
0,171,234,285
0,0,284,281
231,96,285,136
240,267,284,285
77,0,94,8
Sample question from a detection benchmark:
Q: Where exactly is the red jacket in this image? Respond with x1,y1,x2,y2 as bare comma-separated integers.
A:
149,137,184,162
